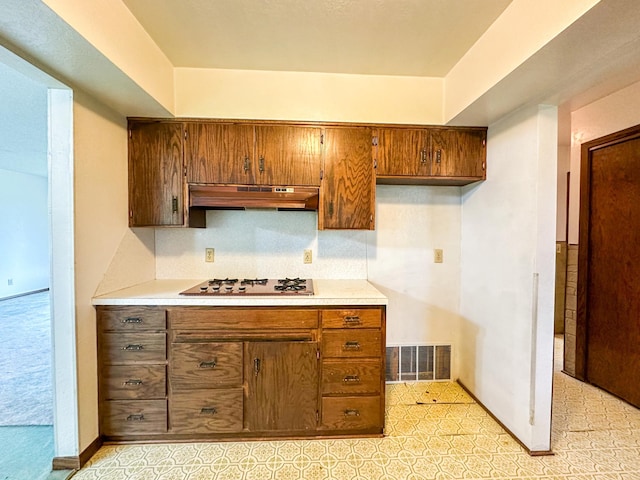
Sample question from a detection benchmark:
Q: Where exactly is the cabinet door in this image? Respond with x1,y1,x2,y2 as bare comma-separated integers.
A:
185,123,254,184
245,341,318,432
375,128,430,176
255,126,323,186
429,129,486,178
320,127,375,230
129,121,184,226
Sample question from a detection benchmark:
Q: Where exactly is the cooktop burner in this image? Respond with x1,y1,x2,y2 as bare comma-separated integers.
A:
180,278,314,296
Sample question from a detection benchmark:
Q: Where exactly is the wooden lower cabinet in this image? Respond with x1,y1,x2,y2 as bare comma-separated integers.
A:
97,305,385,442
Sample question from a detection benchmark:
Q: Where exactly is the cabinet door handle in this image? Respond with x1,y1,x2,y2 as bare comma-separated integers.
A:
172,196,178,213
200,407,217,415
122,344,144,351
126,414,145,422
343,316,361,325
121,317,143,324
123,379,143,386
435,149,442,164
344,409,360,417
199,360,217,369
342,375,361,383
244,156,250,173
343,341,361,350
254,358,261,376
420,149,427,164
258,156,265,173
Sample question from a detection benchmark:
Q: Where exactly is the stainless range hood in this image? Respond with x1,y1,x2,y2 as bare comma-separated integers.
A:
189,184,319,211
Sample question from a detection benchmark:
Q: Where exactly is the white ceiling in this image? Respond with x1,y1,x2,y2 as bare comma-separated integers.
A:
122,0,511,77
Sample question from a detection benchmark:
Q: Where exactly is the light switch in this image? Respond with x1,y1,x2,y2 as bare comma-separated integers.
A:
434,249,443,263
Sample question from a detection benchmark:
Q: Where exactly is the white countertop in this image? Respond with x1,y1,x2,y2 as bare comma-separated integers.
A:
92,279,387,307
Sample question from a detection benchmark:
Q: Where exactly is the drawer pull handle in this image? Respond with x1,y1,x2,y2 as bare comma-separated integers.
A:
121,317,143,324
343,341,361,350
343,316,361,324
344,409,360,417
254,358,261,376
126,414,145,422
343,375,361,383
199,360,217,369
200,407,217,415
122,344,144,351
123,379,143,386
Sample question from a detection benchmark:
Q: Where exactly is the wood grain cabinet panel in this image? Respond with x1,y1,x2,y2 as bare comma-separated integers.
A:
245,341,318,432
321,396,381,431
99,306,166,332
101,399,167,436
170,342,243,389
321,309,382,329
169,308,318,330
430,128,486,178
322,360,381,395
375,126,487,185
375,128,430,176
185,122,254,184
170,388,243,434
322,329,382,358
185,123,322,186
102,333,166,364
320,127,375,230
128,121,184,227
101,365,166,400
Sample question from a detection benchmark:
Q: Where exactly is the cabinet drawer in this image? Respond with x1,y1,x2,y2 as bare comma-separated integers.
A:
101,399,167,436
99,307,166,331
170,388,243,434
171,342,242,389
321,396,381,431
322,330,381,358
169,308,318,330
102,333,166,364
101,365,166,400
322,360,380,395
322,309,382,329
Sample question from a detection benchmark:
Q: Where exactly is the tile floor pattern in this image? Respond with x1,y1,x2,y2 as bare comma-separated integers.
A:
71,338,640,479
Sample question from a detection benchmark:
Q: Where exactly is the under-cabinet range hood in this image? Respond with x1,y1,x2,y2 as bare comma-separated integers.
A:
189,184,319,211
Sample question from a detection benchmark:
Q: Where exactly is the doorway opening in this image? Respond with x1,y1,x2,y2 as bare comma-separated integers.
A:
0,48,77,478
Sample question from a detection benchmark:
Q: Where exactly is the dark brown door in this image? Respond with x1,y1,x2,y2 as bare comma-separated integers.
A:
128,121,184,226
579,127,640,407
245,341,318,432
320,127,375,230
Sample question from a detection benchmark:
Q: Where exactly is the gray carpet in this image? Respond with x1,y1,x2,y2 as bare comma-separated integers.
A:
0,291,53,425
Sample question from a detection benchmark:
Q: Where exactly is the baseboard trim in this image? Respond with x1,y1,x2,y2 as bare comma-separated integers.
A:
52,436,103,470
456,380,554,457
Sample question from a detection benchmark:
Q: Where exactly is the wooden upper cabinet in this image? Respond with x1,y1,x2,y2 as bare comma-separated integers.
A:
185,123,254,184
320,127,375,230
185,123,322,186
375,128,430,176
128,121,184,227
255,125,323,186
375,127,487,185
430,128,486,178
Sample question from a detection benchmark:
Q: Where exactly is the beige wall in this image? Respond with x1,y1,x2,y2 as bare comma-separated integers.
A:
73,90,155,450
175,68,444,124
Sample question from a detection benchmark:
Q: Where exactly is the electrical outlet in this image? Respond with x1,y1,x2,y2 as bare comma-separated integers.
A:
303,249,312,264
205,248,215,263
434,249,443,263
7,278,13,286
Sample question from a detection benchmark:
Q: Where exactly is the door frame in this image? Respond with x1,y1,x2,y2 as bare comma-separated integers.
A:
575,123,640,380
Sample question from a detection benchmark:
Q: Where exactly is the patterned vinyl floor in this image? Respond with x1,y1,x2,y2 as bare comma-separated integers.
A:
70,336,640,480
